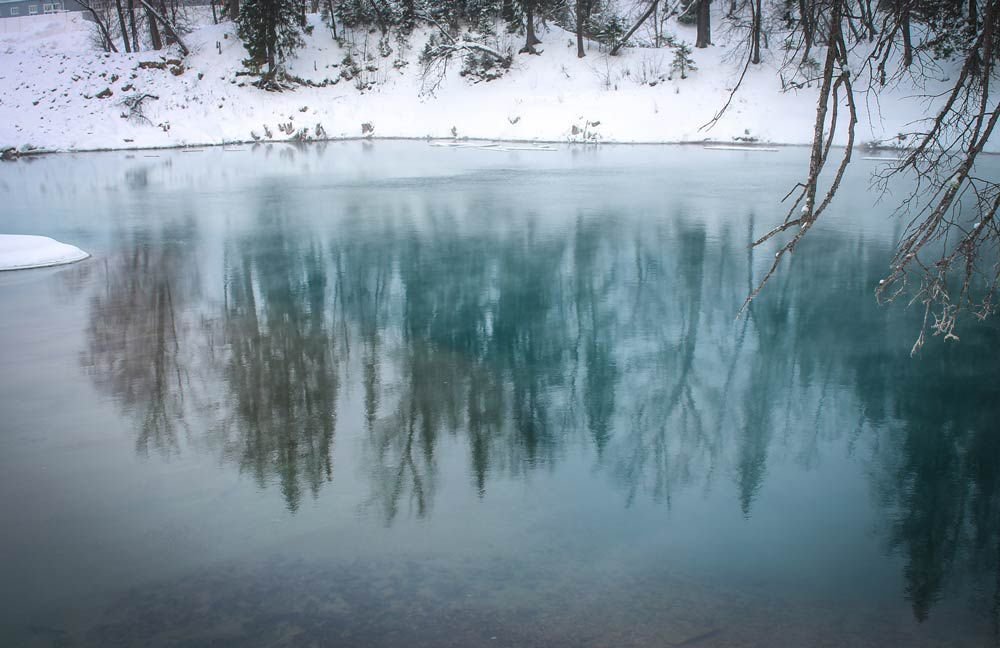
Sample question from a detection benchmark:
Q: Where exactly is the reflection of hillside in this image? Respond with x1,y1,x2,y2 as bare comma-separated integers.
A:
80,188,1000,624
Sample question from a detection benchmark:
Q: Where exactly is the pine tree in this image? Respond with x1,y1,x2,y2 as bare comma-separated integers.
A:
238,0,305,86
670,42,695,79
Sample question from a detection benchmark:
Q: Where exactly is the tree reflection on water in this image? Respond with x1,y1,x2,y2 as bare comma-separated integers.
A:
80,184,1000,625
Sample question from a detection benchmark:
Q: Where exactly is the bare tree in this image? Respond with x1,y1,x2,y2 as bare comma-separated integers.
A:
138,0,190,55
128,0,140,51
114,0,132,52
750,0,762,63
76,0,120,52
731,0,1000,351
874,0,1000,353
145,0,163,50
740,0,857,315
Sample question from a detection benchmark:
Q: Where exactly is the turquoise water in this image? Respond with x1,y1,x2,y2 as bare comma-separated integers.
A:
1,142,998,647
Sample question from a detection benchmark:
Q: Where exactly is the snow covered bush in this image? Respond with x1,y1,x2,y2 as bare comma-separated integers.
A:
419,30,513,93
460,47,513,82
635,53,667,86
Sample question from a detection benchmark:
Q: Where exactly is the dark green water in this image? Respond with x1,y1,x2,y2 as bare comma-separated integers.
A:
1,142,998,647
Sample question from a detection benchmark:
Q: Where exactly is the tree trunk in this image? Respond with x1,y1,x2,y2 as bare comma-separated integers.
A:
751,0,761,63
138,0,189,55
227,0,238,21
146,4,162,50
528,5,541,44
576,0,587,57
654,0,659,45
158,0,175,46
901,4,912,67
520,2,540,54
970,0,978,30
327,0,337,37
695,0,711,48
266,18,276,77
211,0,217,23
861,0,875,40
128,0,139,50
115,0,132,52
798,0,812,62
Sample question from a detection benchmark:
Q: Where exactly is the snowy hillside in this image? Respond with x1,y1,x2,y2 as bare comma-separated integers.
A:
0,11,986,152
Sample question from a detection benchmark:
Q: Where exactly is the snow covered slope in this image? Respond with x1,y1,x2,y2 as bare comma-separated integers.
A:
0,11,990,152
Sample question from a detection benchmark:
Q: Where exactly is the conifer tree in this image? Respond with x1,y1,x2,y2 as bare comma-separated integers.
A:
670,42,696,78
238,0,305,86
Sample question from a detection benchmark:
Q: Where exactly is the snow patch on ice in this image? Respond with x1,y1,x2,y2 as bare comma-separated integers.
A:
0,234,89,271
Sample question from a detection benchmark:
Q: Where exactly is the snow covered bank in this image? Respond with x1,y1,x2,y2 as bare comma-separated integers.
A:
0,12,995,153
0,235,89,271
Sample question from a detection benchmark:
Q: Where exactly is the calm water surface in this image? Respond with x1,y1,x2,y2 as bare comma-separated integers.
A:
1,142,999,647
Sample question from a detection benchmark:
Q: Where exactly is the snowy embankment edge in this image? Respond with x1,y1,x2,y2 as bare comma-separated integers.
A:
2,137,917,158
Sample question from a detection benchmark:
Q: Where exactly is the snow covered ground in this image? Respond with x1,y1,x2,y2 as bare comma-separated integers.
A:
0,11,994,152
0,234,89,270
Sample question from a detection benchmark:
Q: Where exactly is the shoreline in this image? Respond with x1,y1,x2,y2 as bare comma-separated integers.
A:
1,136,929,160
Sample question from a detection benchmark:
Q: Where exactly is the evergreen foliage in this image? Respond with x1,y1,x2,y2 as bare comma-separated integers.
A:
585,5,628,46
238,0,305,85
670,41,695,78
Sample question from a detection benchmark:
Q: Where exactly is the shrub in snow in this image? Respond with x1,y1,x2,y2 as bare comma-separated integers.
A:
339,54,360,80
636,54,668,86
460,47,513,82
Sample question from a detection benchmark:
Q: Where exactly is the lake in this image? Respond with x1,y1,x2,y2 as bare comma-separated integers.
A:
1,142,999,647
